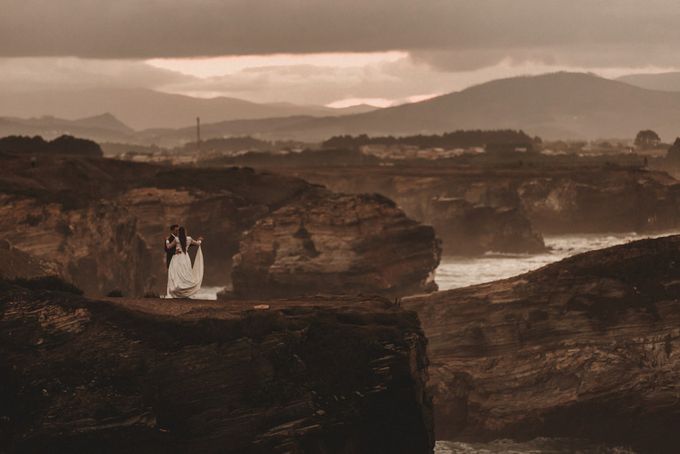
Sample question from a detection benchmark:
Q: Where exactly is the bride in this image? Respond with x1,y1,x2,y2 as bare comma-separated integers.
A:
166,226,204,298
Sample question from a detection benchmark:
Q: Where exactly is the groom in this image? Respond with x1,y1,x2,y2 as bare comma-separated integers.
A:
165,224,180,268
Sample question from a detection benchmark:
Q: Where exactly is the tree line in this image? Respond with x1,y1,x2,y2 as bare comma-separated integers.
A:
321,130,538,150
0,135,102,158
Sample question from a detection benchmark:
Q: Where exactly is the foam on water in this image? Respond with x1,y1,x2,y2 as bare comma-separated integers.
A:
191,286,224,300
436,231,680,291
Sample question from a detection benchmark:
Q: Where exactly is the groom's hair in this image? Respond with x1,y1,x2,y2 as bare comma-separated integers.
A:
170,224,179,231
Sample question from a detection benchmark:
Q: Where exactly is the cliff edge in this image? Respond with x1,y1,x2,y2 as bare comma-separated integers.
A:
0,281,434,453
405,234,680,453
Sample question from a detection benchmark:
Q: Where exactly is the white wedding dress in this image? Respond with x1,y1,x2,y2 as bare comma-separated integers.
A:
166,236,204,298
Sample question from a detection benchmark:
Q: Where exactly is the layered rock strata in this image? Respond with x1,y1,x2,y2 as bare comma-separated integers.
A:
0,239,57,279
404,235,680,453
0,284,434,453
232,191,441,298
0,154,438,297
427,198,544,254
276,165,680,253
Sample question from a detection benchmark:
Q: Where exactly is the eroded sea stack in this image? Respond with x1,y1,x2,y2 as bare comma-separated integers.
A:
232,191,441,298
405,234,680,453
0,282,434,453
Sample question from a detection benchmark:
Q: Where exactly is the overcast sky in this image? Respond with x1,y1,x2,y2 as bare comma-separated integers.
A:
2,0,679,106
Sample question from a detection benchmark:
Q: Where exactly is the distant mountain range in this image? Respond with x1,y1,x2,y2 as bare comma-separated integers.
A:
0,113,136,143
617,72,680,92
4,72,680,145
0,88,376,130
138,72,680,143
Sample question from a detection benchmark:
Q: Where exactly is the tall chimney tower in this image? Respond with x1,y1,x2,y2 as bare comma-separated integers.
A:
196,116,201,153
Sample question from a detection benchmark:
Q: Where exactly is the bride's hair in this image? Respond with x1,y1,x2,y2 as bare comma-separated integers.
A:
178,226,188,253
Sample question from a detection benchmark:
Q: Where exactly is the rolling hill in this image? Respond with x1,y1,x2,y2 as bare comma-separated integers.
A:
4,73,680,145
618,72,680,92
0,88,376,130
0,113,136,143
134,72,680,143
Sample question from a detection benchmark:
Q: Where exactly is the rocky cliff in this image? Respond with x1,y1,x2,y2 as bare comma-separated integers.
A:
0,154,438,297
0,281,434,453
232,191,441,298
0,239,57,279
272,165,680,253
404,234,680,453
427,198,544,255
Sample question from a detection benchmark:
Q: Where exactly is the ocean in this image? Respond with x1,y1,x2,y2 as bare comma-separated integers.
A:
436,231,680,291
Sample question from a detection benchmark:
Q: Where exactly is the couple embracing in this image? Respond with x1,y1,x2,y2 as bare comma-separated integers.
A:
164,224,205,298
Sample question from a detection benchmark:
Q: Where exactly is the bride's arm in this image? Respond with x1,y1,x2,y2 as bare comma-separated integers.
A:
189,236,203,246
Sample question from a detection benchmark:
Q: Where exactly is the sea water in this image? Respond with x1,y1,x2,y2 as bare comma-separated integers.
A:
436,231,680,291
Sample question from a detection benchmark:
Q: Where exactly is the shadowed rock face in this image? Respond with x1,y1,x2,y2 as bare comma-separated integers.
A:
516,171,680,233
0,155,437,297
232,191,441,298
404,235,680,453
0,239,57,279
0,155,312,295
0,286,434,454
427,198,545,255
271,165,680,253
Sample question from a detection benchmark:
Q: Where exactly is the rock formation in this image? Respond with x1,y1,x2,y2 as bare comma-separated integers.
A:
274,165,680,252
232,191,441,298
427,198,545,255
0,239,58,279
404,235,680,453
0,281,434,453
0,154,438,297
517,170,680,233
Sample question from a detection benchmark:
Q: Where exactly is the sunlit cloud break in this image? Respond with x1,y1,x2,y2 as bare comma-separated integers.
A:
146,52,408,78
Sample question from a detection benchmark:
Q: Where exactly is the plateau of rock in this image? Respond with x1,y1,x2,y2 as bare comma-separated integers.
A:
405,234,680,453
0,280,434,453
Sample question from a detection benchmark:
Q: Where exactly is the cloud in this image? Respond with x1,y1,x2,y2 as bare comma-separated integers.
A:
2,0,680,70
157,57,455,105
0,57,196,93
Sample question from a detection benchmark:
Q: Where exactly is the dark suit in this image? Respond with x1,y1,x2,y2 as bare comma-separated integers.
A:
165,235,176,268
